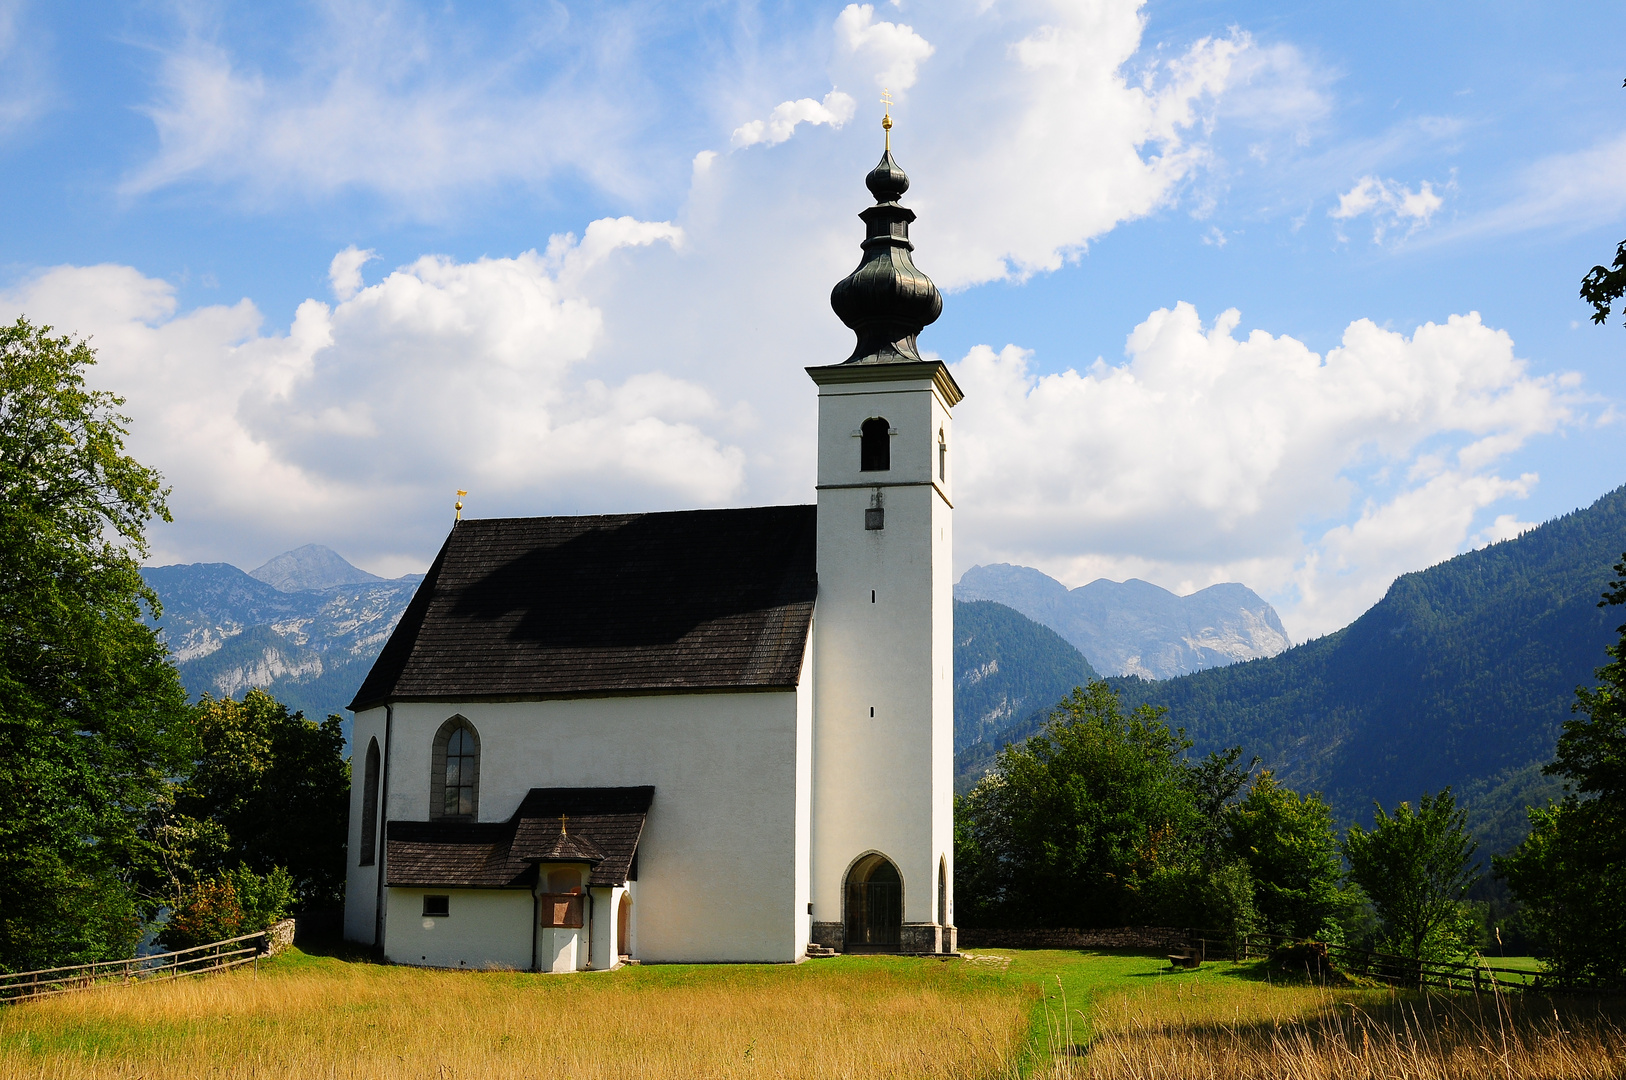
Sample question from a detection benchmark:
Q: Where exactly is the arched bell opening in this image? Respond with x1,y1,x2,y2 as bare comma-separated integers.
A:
843,853,902,952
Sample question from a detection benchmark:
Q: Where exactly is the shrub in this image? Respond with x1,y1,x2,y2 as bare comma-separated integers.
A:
158,866,294,951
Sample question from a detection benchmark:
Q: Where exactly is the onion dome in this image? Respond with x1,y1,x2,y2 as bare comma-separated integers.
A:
830,145,943,365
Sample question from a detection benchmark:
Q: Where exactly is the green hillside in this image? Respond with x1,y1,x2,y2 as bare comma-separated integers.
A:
954,484,1626,853
954,600,1097,754
1122,484,1626,851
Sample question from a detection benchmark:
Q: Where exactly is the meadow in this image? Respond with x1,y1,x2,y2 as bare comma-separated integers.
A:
0,946,1621,1079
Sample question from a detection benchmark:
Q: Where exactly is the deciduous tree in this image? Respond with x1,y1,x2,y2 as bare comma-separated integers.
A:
1497,552,1626,986
0,317,189,971
955,681,1201,927
1227,772,1350,940
1343,789,1478,962
169,690,350,909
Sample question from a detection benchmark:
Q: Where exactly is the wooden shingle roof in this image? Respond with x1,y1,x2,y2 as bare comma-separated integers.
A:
387,786,654,889
351,505,817,710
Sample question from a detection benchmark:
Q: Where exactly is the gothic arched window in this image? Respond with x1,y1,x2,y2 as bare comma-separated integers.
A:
430,717,481,821
938,428,947,482
359,737,380,866
860,417,891,472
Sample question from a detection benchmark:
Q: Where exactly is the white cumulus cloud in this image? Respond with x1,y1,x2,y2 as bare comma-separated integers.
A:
0,221,743,573
949,304,1578,638
731,90,857,149
901,9,1318,288
1331,175,1446,242
328,246,377,302
835,3,936,91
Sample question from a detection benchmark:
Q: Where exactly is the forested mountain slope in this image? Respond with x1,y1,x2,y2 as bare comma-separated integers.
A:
1118,483,1626,850
954,484,1626,852
954,600,1097,753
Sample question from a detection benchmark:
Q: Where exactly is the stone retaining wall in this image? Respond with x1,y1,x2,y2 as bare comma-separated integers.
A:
265,918,296,955
956,926,1187,951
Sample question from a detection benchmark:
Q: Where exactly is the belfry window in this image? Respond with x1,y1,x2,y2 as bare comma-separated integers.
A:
430,717,481,821
938,429,946,482
860,417,891,472
359,737,380,866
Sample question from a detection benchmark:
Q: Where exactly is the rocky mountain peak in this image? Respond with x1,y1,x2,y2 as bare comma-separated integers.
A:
955,563,1291,680
249,544,385,593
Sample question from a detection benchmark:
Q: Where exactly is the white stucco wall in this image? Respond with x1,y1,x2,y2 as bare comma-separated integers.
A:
343,705,387,945
358,678,811,965
810,369,955,933
385,888,533,970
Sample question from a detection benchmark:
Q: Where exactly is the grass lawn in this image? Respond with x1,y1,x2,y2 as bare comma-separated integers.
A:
1,946,1621,1078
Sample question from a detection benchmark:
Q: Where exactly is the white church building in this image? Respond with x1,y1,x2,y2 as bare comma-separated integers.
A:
343,134,962,970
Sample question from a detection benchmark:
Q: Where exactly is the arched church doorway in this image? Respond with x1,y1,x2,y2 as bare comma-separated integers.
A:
844,854,902,951
617,893,632,960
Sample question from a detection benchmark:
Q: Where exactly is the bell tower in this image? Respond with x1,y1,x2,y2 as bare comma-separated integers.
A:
808,114,961,955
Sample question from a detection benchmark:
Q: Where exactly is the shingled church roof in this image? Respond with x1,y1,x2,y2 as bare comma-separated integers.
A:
387,786,654,889
350,505,817,710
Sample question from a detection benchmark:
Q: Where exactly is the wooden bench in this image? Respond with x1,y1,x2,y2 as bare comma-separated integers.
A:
1167,945,1202,969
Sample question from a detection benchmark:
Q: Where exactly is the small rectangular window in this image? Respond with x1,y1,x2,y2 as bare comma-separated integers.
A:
423,895,450,918
865,507,884,530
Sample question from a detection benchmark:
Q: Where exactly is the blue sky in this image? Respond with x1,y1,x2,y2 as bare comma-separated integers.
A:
2,0,1623,639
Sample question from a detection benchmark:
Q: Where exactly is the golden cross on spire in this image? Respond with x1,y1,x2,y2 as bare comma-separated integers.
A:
559,813,568,836
880,88,894,151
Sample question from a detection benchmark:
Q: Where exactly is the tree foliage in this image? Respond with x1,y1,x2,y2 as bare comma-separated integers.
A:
1226,772,1350,940
1581,240,1626,328
955,682,1203,927
0,317,190,972
1579,81,1626,329
956,681,1312,939
1497,552,1626,986
1343,789,1479,962
157,865,295,952
165,690,350,909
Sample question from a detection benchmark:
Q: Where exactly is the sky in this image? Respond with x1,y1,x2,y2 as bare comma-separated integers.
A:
2,0,1624,642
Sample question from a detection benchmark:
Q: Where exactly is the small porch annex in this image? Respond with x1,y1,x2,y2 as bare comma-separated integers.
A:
384,786,653,972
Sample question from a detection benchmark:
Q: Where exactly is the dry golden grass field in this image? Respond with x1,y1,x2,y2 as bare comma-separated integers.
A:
0,945,1622,1079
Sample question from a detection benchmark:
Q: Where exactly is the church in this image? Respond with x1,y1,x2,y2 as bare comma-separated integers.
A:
343,122,962,971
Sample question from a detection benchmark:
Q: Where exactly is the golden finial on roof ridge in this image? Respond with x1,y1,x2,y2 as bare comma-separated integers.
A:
880,88,894,151
454,489,467,522
559,813,568,836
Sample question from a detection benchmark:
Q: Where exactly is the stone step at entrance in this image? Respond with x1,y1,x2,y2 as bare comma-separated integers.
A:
805,943,838,959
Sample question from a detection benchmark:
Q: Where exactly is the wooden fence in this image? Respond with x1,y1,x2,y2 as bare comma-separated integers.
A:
1182,927,1594,994
0,931,270,1003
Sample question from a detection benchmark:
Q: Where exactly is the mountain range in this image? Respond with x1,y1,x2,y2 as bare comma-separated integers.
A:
957,483,1626,854
144,482,1626,859
955,564,1291,679
140,546,421,729
147,544,1271,749
954,599,1099,754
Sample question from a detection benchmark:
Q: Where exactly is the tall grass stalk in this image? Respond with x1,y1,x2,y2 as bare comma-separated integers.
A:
1044,974,1626,1079
0,957,1030,1079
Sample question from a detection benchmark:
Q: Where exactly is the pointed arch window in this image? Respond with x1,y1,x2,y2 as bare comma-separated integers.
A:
938,428,947,482
430,717,481,821
359,737,380,866
860,417,891,472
